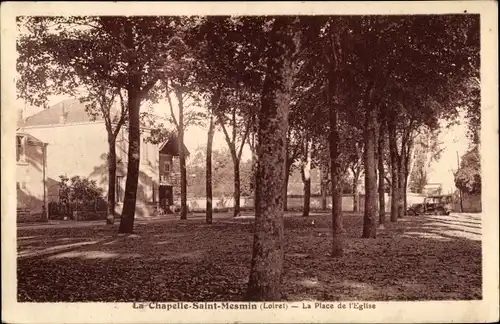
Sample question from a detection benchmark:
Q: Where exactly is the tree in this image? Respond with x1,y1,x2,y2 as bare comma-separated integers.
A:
454,146,481,195
408,129,443,193
80,85,128,225
192,16,264,221
246,16,300,301
17,17,183,233
162,25,203,220
377,115,387,227
299,132,313,217
216,92,255,217
18,18,130,225
283,127,303,211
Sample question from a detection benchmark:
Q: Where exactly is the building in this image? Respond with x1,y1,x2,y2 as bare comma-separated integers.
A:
18,99,186,219
16,130,48,222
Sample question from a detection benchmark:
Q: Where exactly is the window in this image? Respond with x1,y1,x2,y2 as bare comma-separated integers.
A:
152,184,157,203
16,136,25,162
164,161,171,173
116,176,124,203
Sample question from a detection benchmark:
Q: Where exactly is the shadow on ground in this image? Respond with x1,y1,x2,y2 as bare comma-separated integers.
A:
17,212,481,302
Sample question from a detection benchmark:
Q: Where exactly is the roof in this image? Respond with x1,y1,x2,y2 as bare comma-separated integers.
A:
16,132,46,146
159,133,190,157
23,99,118,127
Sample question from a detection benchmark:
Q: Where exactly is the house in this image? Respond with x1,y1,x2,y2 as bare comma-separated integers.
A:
18,99,187,219
16,130,48,222
158,134,190,213
422,183,443,196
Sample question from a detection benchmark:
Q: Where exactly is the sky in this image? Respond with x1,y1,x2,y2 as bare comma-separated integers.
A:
426,110,470,194
19,95,470,194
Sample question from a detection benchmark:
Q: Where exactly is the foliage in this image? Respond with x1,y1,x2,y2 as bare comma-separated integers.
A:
408,129,444,193
58,175,104,204
187,146,253,198
454,146,481,194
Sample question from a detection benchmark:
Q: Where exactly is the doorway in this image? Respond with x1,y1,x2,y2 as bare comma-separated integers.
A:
159,185,173,213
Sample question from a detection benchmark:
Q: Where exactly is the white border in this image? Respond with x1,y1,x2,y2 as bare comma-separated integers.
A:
1,2,498,323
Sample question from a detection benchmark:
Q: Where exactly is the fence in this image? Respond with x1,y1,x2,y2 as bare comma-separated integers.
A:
48,198,107,221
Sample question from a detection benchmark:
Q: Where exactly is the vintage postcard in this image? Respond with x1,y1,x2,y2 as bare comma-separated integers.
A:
1,1,498,323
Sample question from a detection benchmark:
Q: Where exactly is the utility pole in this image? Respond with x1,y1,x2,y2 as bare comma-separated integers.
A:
456,151,463,212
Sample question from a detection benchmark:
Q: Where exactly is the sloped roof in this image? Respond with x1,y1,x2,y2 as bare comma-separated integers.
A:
159,133,190,157
16,132,46,146
23,99,118,127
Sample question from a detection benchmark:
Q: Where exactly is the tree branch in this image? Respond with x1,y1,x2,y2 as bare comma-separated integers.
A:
165,80,179,130
218,115,237,160
238,120,251,160
113,89,128,138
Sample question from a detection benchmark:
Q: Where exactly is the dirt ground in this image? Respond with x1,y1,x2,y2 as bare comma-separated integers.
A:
17,212,481,302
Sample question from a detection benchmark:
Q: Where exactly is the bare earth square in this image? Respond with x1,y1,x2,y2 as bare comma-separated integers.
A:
17,212,481,302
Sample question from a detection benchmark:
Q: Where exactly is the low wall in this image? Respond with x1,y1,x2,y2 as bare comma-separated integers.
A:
453,193,482,213
183,194,401,213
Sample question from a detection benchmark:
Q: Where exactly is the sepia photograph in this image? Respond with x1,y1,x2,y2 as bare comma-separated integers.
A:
1,1,498,323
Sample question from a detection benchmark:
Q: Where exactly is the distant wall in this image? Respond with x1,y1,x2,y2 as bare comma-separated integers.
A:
453,193,482,213
183,193,402,213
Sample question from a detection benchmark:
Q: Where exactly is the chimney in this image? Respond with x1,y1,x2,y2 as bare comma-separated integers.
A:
59,102,66,124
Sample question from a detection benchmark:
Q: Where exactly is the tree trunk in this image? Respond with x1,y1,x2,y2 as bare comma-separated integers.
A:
119,91,141,233
329,105,343,257
398,165,405,218
320,158,329,210
378,119,386,227
327,83,344,257
301,141,312,217
362,105,377,238
233,158,241,217
352,171,359,212
206,115,215,224
246,19,294,301
250,136,257,196
403,140,414,215
283,161,291,212
107,136,117,225
176,90,188,220
388,117,399,222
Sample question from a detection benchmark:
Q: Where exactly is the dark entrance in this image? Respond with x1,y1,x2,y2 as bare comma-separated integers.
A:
159,185,174,213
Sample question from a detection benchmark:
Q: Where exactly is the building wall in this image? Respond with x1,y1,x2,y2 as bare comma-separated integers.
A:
23,122,160,215
16,139,46,220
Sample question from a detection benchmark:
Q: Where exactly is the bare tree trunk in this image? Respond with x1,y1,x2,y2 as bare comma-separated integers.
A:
283,161,291,212
246,19,295,301
249,134,257,196
403,139,414,215
378,119,386,227
362,104,377,238
119,91,141,233
301,139,312,217
206,115,215,224
320,157,329,210
398,164,405,218
233,159,241,217
388,118,399,223
352,170,359,212
175,90,188,220
329,103,343,256
107,137,117,225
